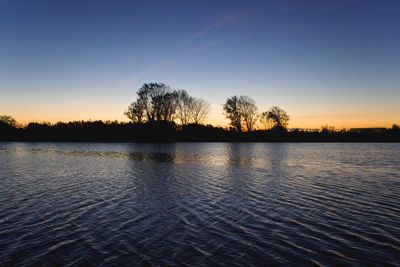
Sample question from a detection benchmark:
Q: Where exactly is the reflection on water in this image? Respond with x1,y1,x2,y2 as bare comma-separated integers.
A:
0,142,399,266
128,151,176,162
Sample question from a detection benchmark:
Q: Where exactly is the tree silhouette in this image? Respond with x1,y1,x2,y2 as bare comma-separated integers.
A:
161,90,179,122
239,96,258,132
126,83,179,123
124,100,146,123
0,117,398,142
126,83,210,126
0,115,17,127
223,96,242,132
0,115,18,141
223,95,258,132
176,89,192,125
189,97,210,124
262,106,289,130
321,125,335,133
260,115,273,130
2,85,398,142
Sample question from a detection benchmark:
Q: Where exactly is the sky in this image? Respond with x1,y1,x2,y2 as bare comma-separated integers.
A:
1,0,399,128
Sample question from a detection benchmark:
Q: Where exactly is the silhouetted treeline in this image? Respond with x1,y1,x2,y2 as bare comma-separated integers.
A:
1,82,399,142
0,120,19,141
125,83,288,133
125,83,210,125
1,120,399,142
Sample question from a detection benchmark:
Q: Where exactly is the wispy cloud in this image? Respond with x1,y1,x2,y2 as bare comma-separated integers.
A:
123,8,257,83
189,9,256,40
123,59,178,83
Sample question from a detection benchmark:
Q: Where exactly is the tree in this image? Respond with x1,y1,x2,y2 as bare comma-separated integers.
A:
175,89,192,125
138,83,168,122
321,125,335,133
125,83,179,123
0,115,17,127
260,115,274,130
189,98,210,124
124,100,145,123
160,90,179,122
262,106,289,130
239,96,258,132
223,96,242,132
223,95,258,132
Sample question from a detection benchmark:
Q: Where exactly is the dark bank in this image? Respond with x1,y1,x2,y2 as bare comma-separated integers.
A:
1,83,400,142
1,119,400,142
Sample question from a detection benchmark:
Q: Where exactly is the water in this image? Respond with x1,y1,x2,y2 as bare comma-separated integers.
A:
0,142,399,266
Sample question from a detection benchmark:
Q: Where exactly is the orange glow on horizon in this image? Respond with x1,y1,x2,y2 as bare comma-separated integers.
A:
4,96,399,130
12,113,398,130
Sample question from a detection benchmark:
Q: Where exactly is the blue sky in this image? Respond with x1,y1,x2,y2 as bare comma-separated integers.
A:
1,0,399,127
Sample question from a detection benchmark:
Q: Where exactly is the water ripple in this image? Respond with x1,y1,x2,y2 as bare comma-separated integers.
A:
0,143,399,266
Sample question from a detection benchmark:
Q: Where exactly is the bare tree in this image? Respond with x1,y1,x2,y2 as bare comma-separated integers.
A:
262,106,289,130
176,89,192,125
239,96,258,132
189,98,210,124
223,96,242,132
137,83,168,122
161,90,179,122
223,95,259,132
124,100,145,123
259,115,274,130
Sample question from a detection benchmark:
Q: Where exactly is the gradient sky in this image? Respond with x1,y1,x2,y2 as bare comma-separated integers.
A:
1,0,399,128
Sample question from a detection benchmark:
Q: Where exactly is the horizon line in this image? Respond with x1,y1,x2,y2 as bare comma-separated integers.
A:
4,117,399,131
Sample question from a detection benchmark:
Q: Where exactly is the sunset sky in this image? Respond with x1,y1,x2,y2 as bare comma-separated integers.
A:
1,0,399,128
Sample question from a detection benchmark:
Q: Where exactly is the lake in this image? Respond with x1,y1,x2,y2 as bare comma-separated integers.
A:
0,143,399,266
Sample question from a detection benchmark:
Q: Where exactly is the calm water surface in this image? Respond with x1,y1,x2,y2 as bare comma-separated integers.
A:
0,143,399,266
